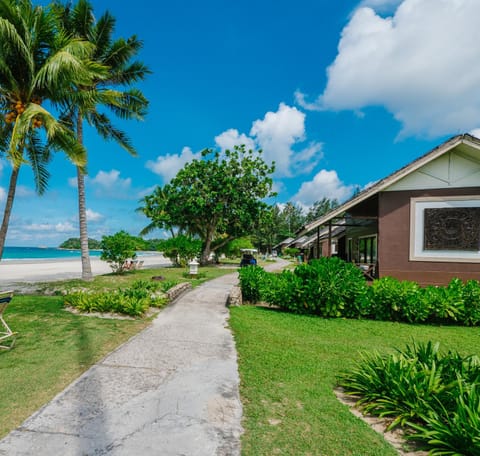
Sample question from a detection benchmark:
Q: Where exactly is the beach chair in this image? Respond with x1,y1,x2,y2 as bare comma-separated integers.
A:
0,290,16,350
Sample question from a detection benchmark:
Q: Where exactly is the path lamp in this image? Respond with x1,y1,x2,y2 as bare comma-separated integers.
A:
189,259,199,276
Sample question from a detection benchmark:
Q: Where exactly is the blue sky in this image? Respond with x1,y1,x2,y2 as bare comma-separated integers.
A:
2,0,480,246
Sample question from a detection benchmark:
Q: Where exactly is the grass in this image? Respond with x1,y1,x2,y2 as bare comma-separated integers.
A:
25,264,236,294
229,306,480,456
0,264,237,438
0,295,149,438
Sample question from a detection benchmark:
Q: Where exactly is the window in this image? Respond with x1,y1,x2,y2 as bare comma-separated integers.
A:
410,196,480,262
358,235,377,264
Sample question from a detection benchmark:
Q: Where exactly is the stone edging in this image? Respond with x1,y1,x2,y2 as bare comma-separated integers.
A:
227,285,242,306
166,282,192,302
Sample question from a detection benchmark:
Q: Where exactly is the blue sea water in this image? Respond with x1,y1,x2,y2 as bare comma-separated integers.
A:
3,246,102,260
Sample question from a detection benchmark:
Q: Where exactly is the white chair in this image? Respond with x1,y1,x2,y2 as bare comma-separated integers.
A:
0,290,16,350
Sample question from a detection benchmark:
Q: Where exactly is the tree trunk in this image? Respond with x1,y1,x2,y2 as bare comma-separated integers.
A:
0,166,20,261
201,225,216,265
76,114,92,280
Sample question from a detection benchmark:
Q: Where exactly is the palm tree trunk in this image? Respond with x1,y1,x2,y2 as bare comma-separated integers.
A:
0,166,20,261
76,114,92,280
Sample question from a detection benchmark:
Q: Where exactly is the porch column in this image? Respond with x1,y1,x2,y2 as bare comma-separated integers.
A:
327,221,332,257
316,226,320,259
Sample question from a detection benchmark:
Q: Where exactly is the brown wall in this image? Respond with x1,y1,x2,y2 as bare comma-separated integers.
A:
378,187,480,286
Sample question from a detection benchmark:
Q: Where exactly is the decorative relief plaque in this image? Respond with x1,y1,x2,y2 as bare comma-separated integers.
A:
424,207,480,251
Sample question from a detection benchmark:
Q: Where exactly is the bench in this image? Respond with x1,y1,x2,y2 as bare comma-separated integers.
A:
0,290,16,349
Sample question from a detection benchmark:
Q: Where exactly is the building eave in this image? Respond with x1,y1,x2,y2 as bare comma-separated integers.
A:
298,133,480,236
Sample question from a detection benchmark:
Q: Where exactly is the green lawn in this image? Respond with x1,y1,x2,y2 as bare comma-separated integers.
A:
0,265,237,438
230,306,480,456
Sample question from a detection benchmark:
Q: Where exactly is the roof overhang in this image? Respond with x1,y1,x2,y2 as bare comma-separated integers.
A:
297,134,480,236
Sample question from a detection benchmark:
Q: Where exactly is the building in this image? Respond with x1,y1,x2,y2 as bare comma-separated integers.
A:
299,134,480,286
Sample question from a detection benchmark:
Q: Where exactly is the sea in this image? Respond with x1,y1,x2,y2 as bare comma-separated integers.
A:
2,246,103,261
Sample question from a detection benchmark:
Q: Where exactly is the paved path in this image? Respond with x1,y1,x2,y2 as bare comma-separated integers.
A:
0,259,289,456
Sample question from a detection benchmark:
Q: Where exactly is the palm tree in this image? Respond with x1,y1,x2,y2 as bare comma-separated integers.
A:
0,0,97,260
53,0,149,280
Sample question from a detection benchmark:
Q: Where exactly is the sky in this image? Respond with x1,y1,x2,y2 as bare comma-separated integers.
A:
2,0,480,247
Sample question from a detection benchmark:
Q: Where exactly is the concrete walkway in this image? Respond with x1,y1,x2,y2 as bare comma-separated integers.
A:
0,259,289,456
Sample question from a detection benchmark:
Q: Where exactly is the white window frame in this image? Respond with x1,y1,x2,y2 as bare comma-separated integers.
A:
409,195,480,263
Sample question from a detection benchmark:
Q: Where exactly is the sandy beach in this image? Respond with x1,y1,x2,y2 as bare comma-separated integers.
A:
0,254,171,287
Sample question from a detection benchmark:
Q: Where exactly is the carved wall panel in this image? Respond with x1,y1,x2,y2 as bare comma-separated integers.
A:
424,207,480,251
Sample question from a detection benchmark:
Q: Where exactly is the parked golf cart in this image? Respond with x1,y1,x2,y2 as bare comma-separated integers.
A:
239,248,258,267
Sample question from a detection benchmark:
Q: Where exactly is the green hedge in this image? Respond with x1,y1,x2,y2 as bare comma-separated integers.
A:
238,258,480,326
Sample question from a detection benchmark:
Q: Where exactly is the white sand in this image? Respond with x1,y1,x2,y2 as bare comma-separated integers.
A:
0,254,171,286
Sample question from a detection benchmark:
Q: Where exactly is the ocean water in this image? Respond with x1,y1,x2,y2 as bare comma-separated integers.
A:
2,246,102,260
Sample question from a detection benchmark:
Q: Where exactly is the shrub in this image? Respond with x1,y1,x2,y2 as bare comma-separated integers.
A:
159,235,202,267
100,230,138,273
294,258,367,317
424,278,464,324
462,279,480,326
366,277,421,322
238,266,267,303
260,270,305,313
283,247,300,258
409,381,480,456
64,280,168,316
340,340,480,444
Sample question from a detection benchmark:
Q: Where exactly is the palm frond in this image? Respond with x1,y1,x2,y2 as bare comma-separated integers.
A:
108,61,151,85
88,111,136,155
25,131,51,194
103,35,143,69
93,10,115,55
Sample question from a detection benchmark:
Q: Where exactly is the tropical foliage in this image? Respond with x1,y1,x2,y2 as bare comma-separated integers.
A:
339,341,480,455
100,230,137,272
238,257,480,326
64,279,168,316
0,0,96,259
52,0,149,280
158,235,202,267
138,145,276,264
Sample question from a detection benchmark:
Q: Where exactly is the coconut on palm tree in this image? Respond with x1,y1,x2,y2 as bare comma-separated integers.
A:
53,0,150,280
0,0,102,260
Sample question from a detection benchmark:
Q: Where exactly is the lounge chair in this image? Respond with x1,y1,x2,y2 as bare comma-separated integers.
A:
0,290,16,350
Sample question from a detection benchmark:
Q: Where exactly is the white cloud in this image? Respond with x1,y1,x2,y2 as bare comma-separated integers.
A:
0,187,5,202
249,103,323,176
68,177,77,187
55,222,75,233
23,222,75,233
297,0,480,137
91,170,131,190
292,169,354,207
16,186,34,197
469,128,480,139
215,129,256,152
85,169,132,198
146,147,201,182
359,0,403,13
86,209,103,222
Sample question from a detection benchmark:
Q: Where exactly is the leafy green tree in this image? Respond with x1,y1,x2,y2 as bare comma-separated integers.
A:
159,235,202,267
278,202,305,238
139,145,275,264
219,237,255,259
0,0,95,260
59,237,101,249
100,230,137,273
253,205,284,253
305,197,339,224
53,0,149,280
